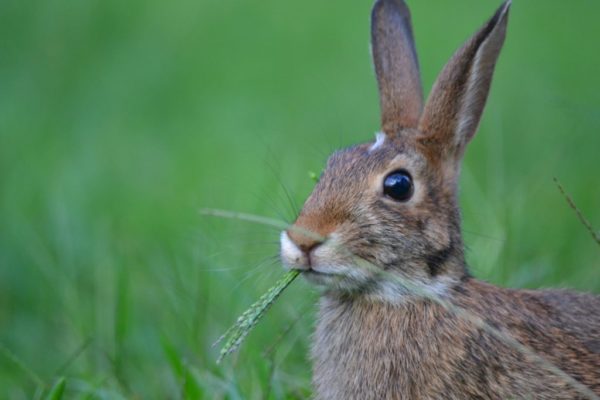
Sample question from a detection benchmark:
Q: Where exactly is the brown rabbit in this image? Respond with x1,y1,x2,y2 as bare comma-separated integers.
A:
279,0,600,399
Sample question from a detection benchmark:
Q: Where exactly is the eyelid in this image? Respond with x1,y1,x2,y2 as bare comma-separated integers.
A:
385,169,411,178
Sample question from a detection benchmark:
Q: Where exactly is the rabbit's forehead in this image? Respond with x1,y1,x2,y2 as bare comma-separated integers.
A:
324,139,425,178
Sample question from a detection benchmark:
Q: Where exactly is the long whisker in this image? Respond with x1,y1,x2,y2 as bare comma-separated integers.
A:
248,186,291,224
234,257,280,290
264,154,300,221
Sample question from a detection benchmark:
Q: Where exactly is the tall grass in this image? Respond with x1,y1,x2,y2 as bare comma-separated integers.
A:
0,0,599,398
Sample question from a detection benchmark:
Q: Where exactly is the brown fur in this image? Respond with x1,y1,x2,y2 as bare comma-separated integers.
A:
279,0,600,398
313,281,600,399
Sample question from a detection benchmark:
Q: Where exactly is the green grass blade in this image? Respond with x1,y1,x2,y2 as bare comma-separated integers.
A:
215,269,300,363
45,377,66,400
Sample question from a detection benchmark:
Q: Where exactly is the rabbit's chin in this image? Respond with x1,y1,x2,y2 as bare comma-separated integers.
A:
301,269,347,286
291,263,396,299
299,265,374,290
294,262,456,304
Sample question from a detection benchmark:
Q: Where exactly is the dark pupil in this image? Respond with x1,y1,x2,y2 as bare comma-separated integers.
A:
383,171,413,201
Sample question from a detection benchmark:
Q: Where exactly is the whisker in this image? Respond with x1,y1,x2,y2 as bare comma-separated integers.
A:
249,188,291,225
264,153,300,221
233,257,281,292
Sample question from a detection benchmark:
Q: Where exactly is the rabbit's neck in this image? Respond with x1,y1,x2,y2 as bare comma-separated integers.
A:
311,294,463,399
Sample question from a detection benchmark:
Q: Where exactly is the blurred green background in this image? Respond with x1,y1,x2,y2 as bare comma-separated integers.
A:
1,0,599,398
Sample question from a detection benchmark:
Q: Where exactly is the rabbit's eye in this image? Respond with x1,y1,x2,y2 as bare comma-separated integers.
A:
383,170,413,202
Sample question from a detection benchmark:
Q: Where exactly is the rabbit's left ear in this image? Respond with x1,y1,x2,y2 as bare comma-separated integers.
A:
371,0,423,135
419,1,511,161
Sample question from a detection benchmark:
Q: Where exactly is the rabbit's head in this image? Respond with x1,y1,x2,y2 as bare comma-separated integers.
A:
281,0,510,300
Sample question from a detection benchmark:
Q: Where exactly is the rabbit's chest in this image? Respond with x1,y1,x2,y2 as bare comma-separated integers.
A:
311,297,465,400
310,295,594,400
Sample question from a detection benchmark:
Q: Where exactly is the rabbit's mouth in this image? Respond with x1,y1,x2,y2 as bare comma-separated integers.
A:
303,269,337,284
296,265,344,282
303,268,329,276
280,230,377,290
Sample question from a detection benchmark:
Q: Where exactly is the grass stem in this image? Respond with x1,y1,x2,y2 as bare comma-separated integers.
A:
554,178,600,247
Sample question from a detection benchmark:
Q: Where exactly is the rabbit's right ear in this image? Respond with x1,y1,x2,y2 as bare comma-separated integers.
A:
371,0,423,135
419,1,510,163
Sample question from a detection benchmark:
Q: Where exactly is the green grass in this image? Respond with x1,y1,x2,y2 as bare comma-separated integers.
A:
0,0,599,398
215,269,299,364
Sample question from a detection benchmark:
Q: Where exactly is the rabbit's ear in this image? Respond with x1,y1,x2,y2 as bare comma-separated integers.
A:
419,1,510,160
371,0,423,135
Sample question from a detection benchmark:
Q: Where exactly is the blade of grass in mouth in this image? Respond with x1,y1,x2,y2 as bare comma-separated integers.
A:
214,269,300,363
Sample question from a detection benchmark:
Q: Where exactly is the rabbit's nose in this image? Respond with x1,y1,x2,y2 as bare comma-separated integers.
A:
287,212,336,257
286,228,324,255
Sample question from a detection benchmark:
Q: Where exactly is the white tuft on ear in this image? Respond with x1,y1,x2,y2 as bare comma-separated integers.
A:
369,132,386,152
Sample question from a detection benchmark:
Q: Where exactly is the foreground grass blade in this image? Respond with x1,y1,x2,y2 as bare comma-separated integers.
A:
215,270,300,363
45,377,66,400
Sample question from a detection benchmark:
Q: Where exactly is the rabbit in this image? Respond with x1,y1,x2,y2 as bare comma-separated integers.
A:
279,0,600,399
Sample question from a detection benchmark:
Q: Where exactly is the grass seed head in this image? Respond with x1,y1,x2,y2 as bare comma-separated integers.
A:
215,269,300,363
